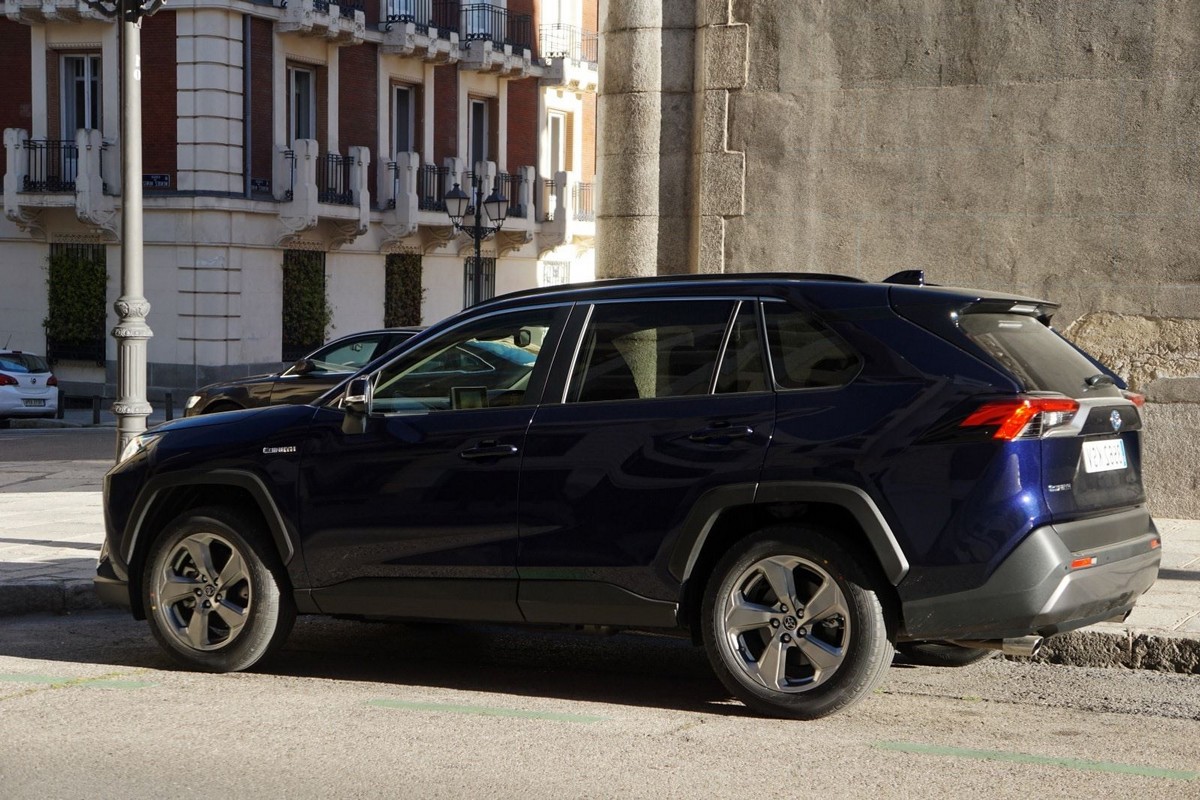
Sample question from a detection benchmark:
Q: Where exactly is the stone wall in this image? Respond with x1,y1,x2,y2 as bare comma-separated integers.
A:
597,0,1200,516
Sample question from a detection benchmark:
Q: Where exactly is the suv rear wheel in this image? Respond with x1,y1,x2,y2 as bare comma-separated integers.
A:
701,526,893,719
143,506,295,672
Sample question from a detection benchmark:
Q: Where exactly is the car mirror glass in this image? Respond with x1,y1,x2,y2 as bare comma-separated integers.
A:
292,358,316,376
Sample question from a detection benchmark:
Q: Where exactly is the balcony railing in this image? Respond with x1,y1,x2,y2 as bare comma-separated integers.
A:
337,0,364,17
497,171,525,219
318,153,355,205
539,23,597,63
418,163,450,211
22,140,78,193
573,181,594,222
461,3,531,51
281,149,297,201
541,178,556,222
383,0,458,32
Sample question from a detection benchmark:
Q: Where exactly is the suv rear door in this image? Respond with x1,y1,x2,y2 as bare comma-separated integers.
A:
515,297,774,625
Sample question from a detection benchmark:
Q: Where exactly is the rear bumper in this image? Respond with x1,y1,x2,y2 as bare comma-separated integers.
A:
901,509,1160,641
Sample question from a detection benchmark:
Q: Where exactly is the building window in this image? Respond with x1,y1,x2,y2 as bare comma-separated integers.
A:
288,66,317,144
548,111,565,176
61,54,102,136
44,242,107,364
540,260,570,287
469,98,489,169
281,250,330,362
393,85,415,156
463,256,495,308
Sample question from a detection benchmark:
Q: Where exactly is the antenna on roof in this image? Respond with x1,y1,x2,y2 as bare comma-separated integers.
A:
883,270,925,286
2,334,10,349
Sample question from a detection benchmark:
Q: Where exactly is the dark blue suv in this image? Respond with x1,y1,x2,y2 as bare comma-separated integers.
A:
96,273,1161,719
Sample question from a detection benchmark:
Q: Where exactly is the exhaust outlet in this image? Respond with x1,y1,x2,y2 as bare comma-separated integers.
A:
949,635,1044,657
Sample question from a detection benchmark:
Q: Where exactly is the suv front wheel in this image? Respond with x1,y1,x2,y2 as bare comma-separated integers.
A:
701,526,893,719
143,506,296,672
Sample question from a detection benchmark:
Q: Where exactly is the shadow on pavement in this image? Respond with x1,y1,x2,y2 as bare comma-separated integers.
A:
0,611,755,717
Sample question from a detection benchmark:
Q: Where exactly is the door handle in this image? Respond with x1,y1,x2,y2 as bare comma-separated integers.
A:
689,424,755,443
460,441,520,460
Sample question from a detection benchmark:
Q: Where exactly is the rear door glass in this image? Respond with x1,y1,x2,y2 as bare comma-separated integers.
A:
762,302,860,390
958,313,1121,398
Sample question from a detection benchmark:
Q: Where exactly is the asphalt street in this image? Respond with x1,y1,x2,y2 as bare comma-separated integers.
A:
0,611,1198,799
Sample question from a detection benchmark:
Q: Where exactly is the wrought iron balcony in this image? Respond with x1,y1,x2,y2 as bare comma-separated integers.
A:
379,0,459,62
539,23,598,92
3,128,117,239
275,140,371,248
538,170,594,255
277,0,365,45
458,2,540,77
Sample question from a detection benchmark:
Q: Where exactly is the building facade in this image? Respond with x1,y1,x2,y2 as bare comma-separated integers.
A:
0,0,597,396
595,0,1200,518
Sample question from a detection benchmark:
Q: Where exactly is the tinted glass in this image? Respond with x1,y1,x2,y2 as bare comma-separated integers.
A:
716,301,768,394
0,353,50,374
763,302,860,389
567,300,735,403
959,313,1122,398
371,309,555,412
310,335,389,372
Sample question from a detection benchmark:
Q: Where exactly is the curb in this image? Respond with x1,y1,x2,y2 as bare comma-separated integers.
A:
0,580,108,617
1031,628,1200,674
0,581,1198,675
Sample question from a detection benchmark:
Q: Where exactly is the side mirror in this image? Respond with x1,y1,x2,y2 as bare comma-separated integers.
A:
341,377,372,435
292,358,316,376
514,329,532,348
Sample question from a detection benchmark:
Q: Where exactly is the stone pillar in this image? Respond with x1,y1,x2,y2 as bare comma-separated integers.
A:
596,1,696,278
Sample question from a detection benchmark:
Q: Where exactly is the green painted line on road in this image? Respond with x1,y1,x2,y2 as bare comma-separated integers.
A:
874,741,1199,781
367,699,607,724
0,673,155,690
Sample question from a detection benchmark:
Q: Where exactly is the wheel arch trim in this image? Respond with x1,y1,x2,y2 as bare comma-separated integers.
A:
121,469,296,567
670,481,910,586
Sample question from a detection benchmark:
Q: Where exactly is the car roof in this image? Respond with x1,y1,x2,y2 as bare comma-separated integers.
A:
473,272,1052,311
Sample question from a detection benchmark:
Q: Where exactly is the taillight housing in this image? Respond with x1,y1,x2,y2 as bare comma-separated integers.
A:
0,373,16,387
961,396,1080,440
47,375,58,387
1122,390,1145,408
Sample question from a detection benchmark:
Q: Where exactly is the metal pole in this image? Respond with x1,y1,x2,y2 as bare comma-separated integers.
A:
112,3,153,458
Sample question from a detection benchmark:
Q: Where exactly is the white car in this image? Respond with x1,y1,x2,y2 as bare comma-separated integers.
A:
0,350,58,427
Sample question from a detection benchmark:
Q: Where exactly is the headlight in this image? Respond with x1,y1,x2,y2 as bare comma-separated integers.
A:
184,394,201,410
117,432,162,465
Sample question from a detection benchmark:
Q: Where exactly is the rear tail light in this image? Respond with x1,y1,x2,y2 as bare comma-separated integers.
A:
1122,390,1145,408
47,375,58,387
0,373,16,387
960,396,1080,440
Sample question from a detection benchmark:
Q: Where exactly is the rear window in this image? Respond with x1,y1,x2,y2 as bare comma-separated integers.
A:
958,313,1121,398
0,353,50,374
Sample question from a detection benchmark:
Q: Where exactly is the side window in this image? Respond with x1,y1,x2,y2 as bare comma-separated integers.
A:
763,302,860,390
567,300,736,403
716,301,768,394
371,308,558,413
311,336,387,371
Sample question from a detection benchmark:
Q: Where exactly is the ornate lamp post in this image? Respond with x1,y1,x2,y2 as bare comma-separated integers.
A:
84,0,165,457
444,173,509,305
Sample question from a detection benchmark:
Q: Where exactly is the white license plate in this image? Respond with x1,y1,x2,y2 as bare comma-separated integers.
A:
22,399,45,408
1083,438,1127,473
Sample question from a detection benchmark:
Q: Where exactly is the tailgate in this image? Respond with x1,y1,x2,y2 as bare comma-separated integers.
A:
1041,400,1145,519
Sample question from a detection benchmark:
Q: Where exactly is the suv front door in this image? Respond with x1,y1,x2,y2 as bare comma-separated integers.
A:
298,306,568,622
516,298,775,625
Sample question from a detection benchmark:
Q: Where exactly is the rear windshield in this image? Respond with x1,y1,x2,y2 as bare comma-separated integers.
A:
958,313,1121,398
0,353,50,374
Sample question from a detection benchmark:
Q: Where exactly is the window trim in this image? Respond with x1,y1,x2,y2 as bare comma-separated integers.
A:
288,65,317,144
392,84,415,156
60,52,102,137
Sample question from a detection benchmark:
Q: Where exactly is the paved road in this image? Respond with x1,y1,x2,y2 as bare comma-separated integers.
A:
0,611,1197,799
0,428,112,494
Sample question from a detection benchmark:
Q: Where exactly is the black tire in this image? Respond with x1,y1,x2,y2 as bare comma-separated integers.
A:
701,525,893,720
896,641,996,668
143,506,295,672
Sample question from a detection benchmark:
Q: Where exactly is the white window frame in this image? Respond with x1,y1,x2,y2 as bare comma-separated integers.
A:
469,98,489,170
393,85,415,156
61,53,102,136
548,111,566,176
289,66,317,144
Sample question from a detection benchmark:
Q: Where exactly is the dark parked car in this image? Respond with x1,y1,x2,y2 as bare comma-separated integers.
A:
98,273,1160,719
183,328,421,416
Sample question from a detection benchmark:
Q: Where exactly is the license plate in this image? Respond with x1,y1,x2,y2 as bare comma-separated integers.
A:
1082,438,1127,473
22,399,45,408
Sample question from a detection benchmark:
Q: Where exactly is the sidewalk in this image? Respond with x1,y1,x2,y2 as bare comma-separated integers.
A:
1,468,1198,672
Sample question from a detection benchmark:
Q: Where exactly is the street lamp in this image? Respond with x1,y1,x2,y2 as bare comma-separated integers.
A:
84,0,166,458
444,173,509,304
